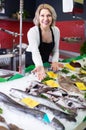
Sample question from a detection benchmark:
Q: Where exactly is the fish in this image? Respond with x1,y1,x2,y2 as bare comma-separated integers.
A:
27,86,77,114
0,115,6,122
35,104,76,122
0,92,65,130
25,80,85,110
54,96,86,110
25,81,76,113
78,74,86,83
8,123,23,130
0,126,8,130
45,89,86,110
0,115,23,130
0,73,14,78
39,92,77,115
25,81,57,95
9,88,77,122
58,75,83,95
66,75,86,86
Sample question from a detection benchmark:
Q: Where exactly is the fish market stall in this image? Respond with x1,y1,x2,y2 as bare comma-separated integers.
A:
0,55,86,130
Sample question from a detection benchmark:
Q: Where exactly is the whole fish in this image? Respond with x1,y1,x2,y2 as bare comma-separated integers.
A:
0,115,23,130
0,126,8,130
26,81,57,95
0,115,6,122
63,96,86,109
8,124,23,130
25,81,77,114
46,90,86,110
39,92,77,115
0,92,65,130
10,88,76,122
67,75,86,86
25,80,85,112
58,75,83,95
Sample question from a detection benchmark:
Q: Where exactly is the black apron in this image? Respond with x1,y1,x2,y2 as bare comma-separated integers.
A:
25,27,55,67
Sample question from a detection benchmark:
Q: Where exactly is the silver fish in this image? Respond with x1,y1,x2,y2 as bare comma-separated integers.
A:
45,89,86,110
25,81,77,114
10,88,76,122
26,81,57,95
0,92,65,130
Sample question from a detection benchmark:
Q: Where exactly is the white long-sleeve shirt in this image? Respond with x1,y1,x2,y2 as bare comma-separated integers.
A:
26,26,60,67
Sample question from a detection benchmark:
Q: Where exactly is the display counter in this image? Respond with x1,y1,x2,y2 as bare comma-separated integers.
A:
0,55,86,130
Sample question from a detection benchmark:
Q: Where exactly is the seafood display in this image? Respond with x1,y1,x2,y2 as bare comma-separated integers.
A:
10,88,77,122
0,57,86,130
0,92,65,130
21,78,86,110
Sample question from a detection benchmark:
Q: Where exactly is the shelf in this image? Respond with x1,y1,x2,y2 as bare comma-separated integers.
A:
0,16,33,22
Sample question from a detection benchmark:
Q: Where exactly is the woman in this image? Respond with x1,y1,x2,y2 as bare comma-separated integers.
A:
25,3,63,80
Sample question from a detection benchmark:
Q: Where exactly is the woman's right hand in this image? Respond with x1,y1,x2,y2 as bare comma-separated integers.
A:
32,66,46,81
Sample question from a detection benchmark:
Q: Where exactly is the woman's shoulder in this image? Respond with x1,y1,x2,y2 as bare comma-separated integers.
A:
27,26,40,40
51,26,60,32
28,26,39,33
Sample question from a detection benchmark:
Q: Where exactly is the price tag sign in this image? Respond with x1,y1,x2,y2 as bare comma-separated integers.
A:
75,82,86,91
44,80,59,88
21,97,40,108
65,63,75,71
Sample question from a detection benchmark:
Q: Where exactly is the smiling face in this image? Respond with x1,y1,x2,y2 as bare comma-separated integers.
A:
39,9,53,30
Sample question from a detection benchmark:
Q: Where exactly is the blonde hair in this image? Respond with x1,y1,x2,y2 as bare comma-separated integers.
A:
33,4,57,26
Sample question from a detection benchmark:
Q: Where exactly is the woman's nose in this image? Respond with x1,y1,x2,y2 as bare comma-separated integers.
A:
44,16,48,20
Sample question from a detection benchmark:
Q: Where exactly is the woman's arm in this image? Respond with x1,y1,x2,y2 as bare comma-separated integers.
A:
27,26,46,80
27,26,43,67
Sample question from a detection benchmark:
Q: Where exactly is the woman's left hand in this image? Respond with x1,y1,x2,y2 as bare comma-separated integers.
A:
51,62,64,72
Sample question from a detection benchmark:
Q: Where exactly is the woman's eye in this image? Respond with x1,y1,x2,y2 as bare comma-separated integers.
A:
40,14,52,18
40,15,44,17
47,14,52,17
